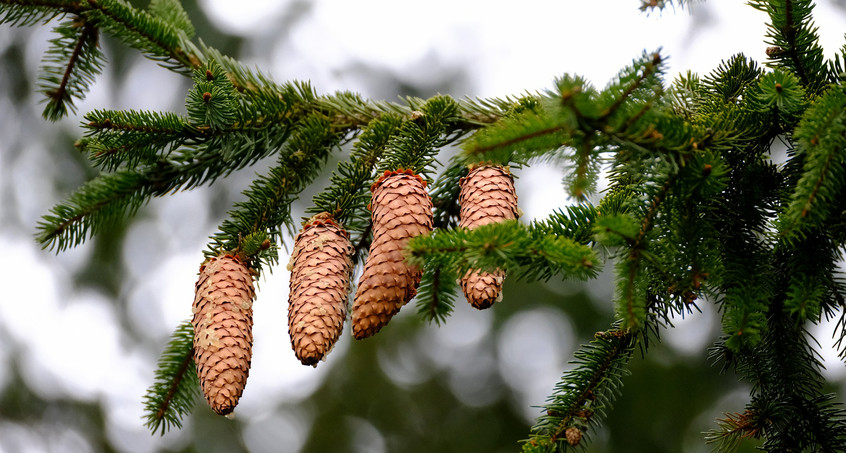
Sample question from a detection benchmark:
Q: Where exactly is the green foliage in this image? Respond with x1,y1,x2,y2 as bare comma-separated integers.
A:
523,325,636,452
375,95,461,181
142,320,200,435
428,159,469,230
148,0,194,39
749,69,806,118
186,61,238,130
83,0,199,72
778,86,846,240
307,113,404,236
204,114,344,272
415,263,460,325
38,16,104,121
0,0,73,26
79,109,189,170
750,0,829,95
6,0,846,450
407,219,598,285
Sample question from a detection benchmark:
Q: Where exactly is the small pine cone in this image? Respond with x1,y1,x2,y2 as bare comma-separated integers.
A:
352,169,433,339
287,213,354,366
565,427,583,446
458,165,519,309
192,254,255,415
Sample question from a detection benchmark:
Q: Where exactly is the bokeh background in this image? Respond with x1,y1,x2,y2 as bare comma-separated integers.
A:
1,1,846,452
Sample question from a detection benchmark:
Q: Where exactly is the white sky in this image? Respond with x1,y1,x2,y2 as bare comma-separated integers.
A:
3,1,846,452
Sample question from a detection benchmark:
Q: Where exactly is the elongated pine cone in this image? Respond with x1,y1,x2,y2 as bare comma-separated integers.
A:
459,165,519,309
192,254,255,415
352,169,433,339
288,213,354,366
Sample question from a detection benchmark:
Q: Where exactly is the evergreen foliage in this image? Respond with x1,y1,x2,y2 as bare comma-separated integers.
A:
142,320,199,435
5,0,846,451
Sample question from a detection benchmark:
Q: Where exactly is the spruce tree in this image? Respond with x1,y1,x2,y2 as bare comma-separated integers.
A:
2,0,846,451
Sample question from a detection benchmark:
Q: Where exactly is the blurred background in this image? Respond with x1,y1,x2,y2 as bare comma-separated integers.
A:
1,0,846,452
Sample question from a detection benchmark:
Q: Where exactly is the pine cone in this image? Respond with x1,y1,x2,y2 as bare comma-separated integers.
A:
192,253,255,415
458,165,519,309
565,427,583,446
287,213,354,366
352,169,433,339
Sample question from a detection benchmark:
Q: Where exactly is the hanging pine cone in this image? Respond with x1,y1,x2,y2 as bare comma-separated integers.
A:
192,253,255,415
458,164,519,309
352,169,433,339
287,213,354,366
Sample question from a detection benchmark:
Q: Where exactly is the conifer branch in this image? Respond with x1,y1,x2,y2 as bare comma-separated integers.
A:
705,408,768,451
6,0,846,448
142,320,200,435
41,18,96,119
407,220,598,284
750,0,828,94
429,160,470,230
0,0,80,26
85,0,200,71
38,15,104,120
376,95,460,180
747,309,846,450
415,264,459,324
204,114,344,271
778,87,846,240
80,109,190,170
37,118,298,251
523,325,636,452
306,113,404,232
599,52,662,120
597,174,675,330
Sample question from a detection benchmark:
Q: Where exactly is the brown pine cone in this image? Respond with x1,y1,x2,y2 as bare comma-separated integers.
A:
192,253,255,415
352,169,433,339
458,165,519,309
287,213,354,366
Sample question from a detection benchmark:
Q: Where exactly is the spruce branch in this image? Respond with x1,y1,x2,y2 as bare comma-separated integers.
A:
37,73,323,251
6,0,846,448
80,109,190,170
597,174,675,331
415,263,459,325
204,113,344,271
429,160,470,230
142,320,200,435
375,95,461,181
4,0,202,118
597,51,663,122
705,408,769,451
749,0,828,94
306,113,405,233
461,51,666,199
523,325,636,452
84,0,200,71
0,0,78,26
148,0,194,39
777,86,846,241
750,310,846,450
38,15,104,121
407,220,598,285
37,117,298,251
